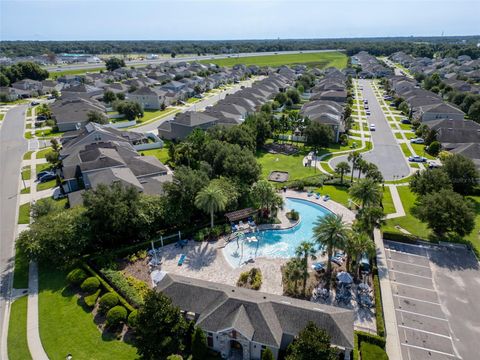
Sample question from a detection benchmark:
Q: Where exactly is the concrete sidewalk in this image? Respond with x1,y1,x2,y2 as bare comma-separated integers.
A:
384,185,406,219
27,261,49,360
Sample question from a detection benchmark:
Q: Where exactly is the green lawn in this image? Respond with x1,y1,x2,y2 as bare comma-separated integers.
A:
140,147,170,163
0,113,4,121
398,123,413,131
257,150,317,181
138,108,177,123
7,295,32,360
382,187,396,215
36,148,53,159
25,123,32,129
383,186,430,238
394,132,404,140
20,186,30,194
23,151,33,160
49,67,105,78
24,132,33,139
314,184,351,207
410,143,435,160
13,247,29,289
35,128,64,139
465,196,480,253
26,107,32,117
200,51,347,68
18,203,30,224
38,267,137,360
36,163,52,174
400,143,413,158
186,97,199,104
37,179,57,192
22,167,31,181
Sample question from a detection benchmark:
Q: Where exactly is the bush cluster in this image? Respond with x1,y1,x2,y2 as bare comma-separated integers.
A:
372,273,385,337
84,289,101,308
99,292,119,314
353,331,387,360
81,277,100,294
194,224,229,241
127,310,138,328
66,268,87,286
237,268,262,290
106,305,128,328
101,268,145,307
286,209,299,221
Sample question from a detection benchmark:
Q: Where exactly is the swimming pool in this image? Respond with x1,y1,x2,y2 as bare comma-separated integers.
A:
223,197,332,267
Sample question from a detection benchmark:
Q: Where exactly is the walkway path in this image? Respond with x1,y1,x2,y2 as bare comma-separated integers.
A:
384,185,405,219
373,228,403,360
27,261,49,360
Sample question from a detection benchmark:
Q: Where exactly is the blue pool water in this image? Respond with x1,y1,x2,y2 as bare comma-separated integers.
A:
223,198,332,267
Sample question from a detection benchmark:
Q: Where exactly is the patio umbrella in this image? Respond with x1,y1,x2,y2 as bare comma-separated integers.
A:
336,271,353,284
358,283,370,291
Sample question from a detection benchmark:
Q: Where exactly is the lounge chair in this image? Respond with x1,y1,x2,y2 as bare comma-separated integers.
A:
307,190,313,197
315,193,321,199
323,195,330,201
177,254,186,266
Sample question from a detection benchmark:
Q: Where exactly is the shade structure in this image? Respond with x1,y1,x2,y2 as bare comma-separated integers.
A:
225,208,256,222
336,271,353,284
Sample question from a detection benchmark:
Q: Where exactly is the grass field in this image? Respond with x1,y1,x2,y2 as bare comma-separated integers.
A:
48,67,105,78
18,203,30,224
410,143,435,160
313,184,351,207
257,149,316,181
23,151,33,160
35,128,64,139
36,163,52,174
38,267,137,360
37,179,57,192
22,166,31,181
36,148,53,159
200,51,347,68
382,187,396,215
7,295,32,360
13,247,29,289
20,186,30,194
24,132,33,139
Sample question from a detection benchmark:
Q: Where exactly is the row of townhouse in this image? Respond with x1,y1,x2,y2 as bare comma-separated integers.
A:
388,75,465,122
58,122,172,206
157,70,296,140
300,68,349,142
352,51,393,78
389,51,480,84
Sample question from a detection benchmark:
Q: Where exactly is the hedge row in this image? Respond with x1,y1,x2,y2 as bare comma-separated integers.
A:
100,268,146,308
82,263,135,312
381,230,420,244
373,273,385,338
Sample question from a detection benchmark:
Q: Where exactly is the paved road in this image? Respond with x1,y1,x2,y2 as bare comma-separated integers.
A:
0,105,28,350
330,79,410,181
45,49,342,72
133,77,260,133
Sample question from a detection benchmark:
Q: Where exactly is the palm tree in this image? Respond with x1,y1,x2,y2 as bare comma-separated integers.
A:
283,258,303,295
195,183,227,228
313,214,349,287
356,206,385,238
347,151,362,183
356,158,369,179
347,231,376,277
349,178,381,208
251,180,283,219
295,241,317,296
335,161,350,185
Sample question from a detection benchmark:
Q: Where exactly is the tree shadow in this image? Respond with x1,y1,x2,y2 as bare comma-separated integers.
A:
185,244,217,271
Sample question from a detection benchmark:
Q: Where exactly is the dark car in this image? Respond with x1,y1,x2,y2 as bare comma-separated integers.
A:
39,173,56,183
30,101,40,106
401,119,411,124
36,170,55,180
36,115,47,121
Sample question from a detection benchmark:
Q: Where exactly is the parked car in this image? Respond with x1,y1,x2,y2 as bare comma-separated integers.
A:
401,118,411,124
36,170,55,180
369,124,376,131
330,257,343,266
39,173,56,183
36,115,47,121
366,111,371,116
408,155,427,163
364,105,369,110
363,99,368,104
428,160,441,169
410,138,425,144
311,262,326,273
30,101,40,106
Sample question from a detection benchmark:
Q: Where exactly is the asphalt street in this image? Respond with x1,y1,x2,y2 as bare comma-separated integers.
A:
330,79,410,181
45,49,341,72
0,105,28,348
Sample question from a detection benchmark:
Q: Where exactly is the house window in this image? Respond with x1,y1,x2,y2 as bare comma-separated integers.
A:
207,333,213,347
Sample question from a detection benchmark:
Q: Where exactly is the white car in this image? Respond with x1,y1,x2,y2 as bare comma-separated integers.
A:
410,138,425,144
369,124,376,131
408,155,427,163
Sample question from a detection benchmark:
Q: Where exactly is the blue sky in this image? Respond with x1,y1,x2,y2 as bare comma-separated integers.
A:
1,0,479,41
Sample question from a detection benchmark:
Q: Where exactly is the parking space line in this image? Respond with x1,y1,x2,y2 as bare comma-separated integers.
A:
396,308,448,321
400,343,458,358
398,325,452,339
386,249,427,258
393,294,440,306
390,269,432,279
388,258,431,268
393,282,435,292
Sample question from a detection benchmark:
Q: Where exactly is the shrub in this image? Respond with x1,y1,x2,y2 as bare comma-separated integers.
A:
373,274,385,337
99,292,119,314
66,268,87,286
126,249,148,263
381,231,420,244
194,228,207,242
360,342,388,360
166,356,183,360
101,268,145,307
80,277,100,294
127,310,138,328
84,289,101,308
106,305,127,328
237,268,262,290
286,209,299,221
291,180,305,191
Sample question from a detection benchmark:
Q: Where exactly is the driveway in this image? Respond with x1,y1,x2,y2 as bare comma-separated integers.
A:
384,240,480,360
330,79,410,181
0,105,28,347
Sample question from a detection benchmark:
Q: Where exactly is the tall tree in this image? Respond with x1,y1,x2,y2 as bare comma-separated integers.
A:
135,291,187,360
191,326,208,360
355,206,385,238
409,168,452,196
349,178,381,208
105,57,125,71
335,161,350,185
345,231,376,276
347,151,362,183
283,258,304,295
304,122,334,151
313,214,349,287
195,182,228,228
285,322,337,360
250,180,283,219
442,154,478,195
295,241,317,296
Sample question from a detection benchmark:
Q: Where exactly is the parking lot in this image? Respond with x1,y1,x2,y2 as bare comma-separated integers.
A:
384,240,480,360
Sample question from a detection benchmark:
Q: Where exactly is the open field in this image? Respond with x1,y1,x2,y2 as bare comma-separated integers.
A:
38,267,137,360
49,67,105,78
200,51,347,68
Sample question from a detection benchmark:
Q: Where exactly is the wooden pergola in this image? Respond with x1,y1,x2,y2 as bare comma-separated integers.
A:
225,208,256,222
